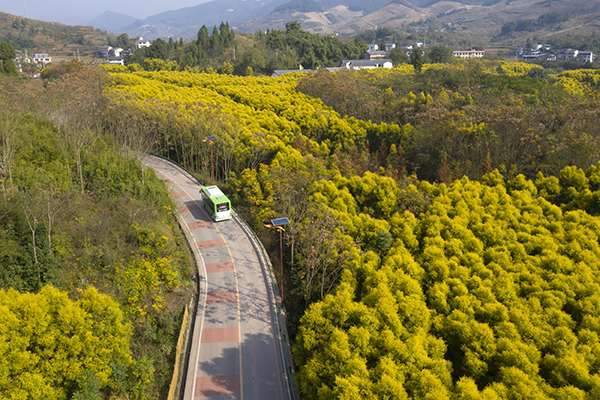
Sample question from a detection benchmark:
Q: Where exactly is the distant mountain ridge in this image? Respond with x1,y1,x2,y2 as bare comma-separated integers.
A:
110,0,594,39
87,11,139,33
56,0,600,53
118,0,290,39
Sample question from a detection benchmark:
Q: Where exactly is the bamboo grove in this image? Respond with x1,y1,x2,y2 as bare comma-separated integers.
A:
100,59,600,399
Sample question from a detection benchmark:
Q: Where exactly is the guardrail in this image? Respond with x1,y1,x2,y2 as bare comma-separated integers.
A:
149,153,205,186
167,306,189,400
147,154,297,400
232,207,298,400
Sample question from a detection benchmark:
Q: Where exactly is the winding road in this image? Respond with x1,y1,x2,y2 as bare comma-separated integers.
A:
145,156,292,400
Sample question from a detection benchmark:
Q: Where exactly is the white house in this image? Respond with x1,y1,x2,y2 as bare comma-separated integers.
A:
453,49,485,59
368,44,379,51
339,59,393,70
110,47,124,57
400,45,413,56
385,43,396,52
414,41,424,48
364,50,388,60
578,51,594,63
559,48,578,60
31,53,52,66
100,45,113,58
137,37,151,49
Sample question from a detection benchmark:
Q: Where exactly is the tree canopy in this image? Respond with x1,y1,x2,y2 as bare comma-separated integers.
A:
0,286,147,399
0,63,193,398
53,58,600,399
0,42,18,75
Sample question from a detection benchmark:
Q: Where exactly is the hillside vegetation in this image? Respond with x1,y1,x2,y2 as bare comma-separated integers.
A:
101,58,600,398
0,64,193,399
237,0,600,51
0,12,122,61
124,21,366,75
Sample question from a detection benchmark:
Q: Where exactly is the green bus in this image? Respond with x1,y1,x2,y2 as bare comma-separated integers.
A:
200,186,232,221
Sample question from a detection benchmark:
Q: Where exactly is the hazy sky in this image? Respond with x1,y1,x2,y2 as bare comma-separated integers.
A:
0,0,210,25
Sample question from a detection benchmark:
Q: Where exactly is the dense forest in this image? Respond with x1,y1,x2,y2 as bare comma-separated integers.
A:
124,21,367,75
98,57,600,398
0,63,193,399
2,24,600,398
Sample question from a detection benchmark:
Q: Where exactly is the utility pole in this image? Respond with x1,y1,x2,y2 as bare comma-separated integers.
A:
264,218,290,304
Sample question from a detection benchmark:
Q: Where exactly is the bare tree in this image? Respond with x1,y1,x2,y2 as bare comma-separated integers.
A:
116,112,157,185
0,110,21,195
39,187,72,256
55,126,74,189
42,65,110,193
19,188,42,264
59,126,96,194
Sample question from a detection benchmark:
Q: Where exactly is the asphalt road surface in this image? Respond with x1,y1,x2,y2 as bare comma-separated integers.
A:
145,156,290,400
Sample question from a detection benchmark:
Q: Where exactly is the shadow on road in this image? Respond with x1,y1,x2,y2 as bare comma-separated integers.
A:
198,332,283,399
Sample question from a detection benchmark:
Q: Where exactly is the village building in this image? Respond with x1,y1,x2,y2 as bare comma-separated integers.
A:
31,53,52,67
364,50,388,60
109,48,124,57
578,51,594,63
137,37,151,49
559,48,578,60
453,49,485,59
100,45,113,58
339,59,393,70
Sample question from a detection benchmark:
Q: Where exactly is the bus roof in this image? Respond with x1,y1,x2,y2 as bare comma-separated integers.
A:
203,186,230,202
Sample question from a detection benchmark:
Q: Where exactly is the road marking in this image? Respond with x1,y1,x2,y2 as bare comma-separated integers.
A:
149,160,244,400
196,238,226,250
201,326,239,343
178,203,200,213
170,190,187,198
206,291,237,303
205,261,234,273
212,223,245,400
195,375,240,397
188,221,213,229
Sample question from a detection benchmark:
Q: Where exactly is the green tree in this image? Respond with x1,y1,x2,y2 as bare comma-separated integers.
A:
426,45,453,64
285,20,302,34
388,47,409,65
197,25,209,48
210,25,221,48
411,48,423,72
145,38,168,60
0,42,18,76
